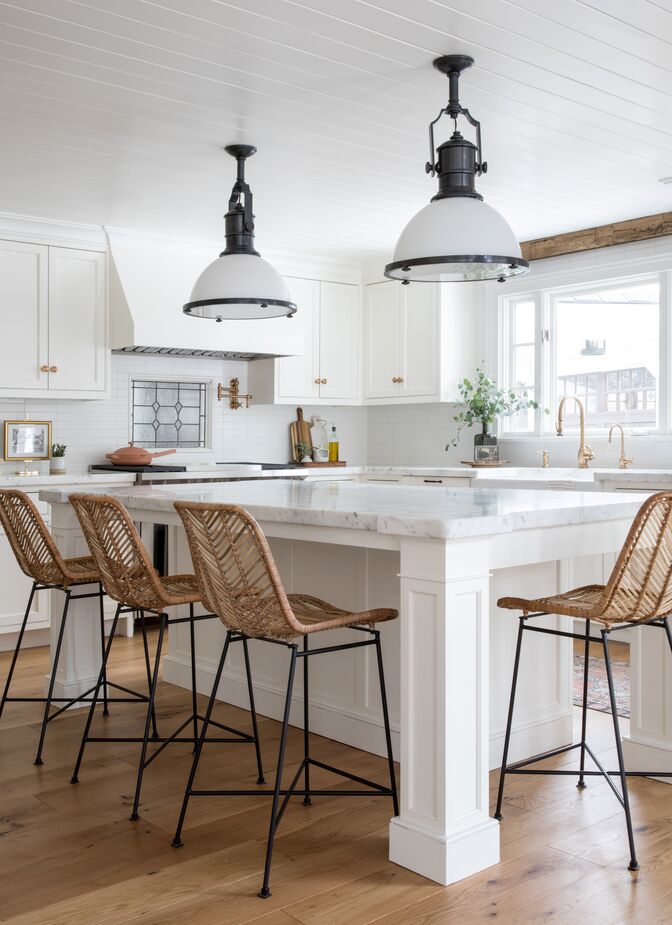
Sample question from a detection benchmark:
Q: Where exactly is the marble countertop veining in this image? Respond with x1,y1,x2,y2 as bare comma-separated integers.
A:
40,479,647,541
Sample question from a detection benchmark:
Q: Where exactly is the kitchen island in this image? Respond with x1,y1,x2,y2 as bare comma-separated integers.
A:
41,479,649,887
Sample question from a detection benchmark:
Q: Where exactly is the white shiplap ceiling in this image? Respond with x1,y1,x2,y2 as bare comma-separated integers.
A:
1,0,672,259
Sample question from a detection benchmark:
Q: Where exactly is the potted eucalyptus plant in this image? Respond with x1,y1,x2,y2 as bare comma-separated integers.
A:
50,442,67,474
446,369,546,462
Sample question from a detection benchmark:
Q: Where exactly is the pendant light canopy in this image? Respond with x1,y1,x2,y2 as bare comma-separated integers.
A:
385,55,529,284
184,144,296,321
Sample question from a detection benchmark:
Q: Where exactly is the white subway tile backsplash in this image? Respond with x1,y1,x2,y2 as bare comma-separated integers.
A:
0,355,368,475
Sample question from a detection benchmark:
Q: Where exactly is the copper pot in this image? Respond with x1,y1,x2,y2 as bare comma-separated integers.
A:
105,443,177,466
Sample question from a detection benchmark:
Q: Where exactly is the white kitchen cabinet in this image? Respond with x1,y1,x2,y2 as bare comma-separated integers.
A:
363,279,477,404
0,240,49,391
48,248,107,393
275,278,320,402
318,281,359,401
364,281,399,399
0,240,108,399
250,278,360,405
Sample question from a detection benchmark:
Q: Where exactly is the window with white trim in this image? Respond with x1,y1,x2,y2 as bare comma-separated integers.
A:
500,273,664,435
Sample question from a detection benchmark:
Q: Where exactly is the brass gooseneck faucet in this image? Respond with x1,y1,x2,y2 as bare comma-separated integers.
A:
609,423,633,470
556,396,594,469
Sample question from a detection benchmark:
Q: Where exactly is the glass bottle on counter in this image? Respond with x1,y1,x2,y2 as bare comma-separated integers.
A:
328,425,339,463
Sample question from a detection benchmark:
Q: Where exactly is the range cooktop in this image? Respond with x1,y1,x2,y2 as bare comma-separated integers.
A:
91,464,188,473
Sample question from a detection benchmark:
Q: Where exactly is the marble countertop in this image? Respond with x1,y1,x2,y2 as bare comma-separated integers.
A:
40,479,647,540
0,472,137,489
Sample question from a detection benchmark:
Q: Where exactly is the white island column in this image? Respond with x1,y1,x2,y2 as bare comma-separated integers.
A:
390,535,499,884
623,625,672,780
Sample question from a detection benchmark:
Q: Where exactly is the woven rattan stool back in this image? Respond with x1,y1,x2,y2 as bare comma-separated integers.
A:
175,501,302,639
70,493,166,610
603,491,672,622
0,488,68,585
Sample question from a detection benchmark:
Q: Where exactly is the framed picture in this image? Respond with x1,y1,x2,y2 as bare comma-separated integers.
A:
3,420,52,461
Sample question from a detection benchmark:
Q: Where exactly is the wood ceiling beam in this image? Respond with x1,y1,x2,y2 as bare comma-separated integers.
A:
520,212,672,261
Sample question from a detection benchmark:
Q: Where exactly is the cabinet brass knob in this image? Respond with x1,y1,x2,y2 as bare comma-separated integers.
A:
314,378,321,384
40,364,49,372
49,365,59,373
398,377,404,383
321,378,327,384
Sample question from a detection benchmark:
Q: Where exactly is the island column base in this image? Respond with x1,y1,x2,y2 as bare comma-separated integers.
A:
395,537,499,885
389,815,499,885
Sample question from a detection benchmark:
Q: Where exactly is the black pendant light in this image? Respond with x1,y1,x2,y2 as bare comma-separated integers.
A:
385,55,529,284
184,144,296,321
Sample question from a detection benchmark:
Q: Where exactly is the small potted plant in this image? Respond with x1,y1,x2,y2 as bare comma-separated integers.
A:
50,443,67,474
447,369,546,462
295,441,313,464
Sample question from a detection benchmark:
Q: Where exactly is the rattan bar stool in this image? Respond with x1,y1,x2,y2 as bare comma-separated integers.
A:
68,493,265,821
494,490,672,872
0,489,145,765
170,500,399,899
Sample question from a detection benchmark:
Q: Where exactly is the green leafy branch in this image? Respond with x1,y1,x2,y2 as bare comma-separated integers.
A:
446,368,548,449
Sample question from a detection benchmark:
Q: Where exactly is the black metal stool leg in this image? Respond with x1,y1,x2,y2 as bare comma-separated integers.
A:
0,581,37,720
172,631,232,848
259,645,298,899
243,636,265,784
130,613,167,821
139,610,159,740
374,630,399,816
189,604,198,748
98,584,109,717
577,619,591,790
663,618,672,658
34,590,70,766
71,604,122,784
302,635,311,805
495,616,525,820
602,629,639,872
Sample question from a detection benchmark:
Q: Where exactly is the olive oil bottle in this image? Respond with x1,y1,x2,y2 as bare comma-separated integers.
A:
328,425,339,463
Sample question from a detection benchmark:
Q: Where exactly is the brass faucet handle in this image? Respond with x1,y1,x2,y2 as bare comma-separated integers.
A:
584,444,595,460
620,455,633,470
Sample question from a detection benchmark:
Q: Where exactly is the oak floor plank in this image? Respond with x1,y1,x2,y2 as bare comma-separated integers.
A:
1,631,672,925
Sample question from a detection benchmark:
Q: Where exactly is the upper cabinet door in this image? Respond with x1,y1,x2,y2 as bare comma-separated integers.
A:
48,248,106,392
364,281,400,399
0,240,48,390
319,282,359,401
399,283,439,398
276,277,320,402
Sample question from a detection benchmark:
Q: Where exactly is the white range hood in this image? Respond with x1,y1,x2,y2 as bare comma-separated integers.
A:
107,228,302,359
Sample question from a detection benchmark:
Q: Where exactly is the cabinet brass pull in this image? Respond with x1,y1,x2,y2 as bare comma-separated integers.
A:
49,365,59,373
40,364,49,372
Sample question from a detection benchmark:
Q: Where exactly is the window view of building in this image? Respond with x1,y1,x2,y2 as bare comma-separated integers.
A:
554,281,659,430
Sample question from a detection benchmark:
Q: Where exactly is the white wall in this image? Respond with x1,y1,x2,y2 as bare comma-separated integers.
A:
0,353,369,475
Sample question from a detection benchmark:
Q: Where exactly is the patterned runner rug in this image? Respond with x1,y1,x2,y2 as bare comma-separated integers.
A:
573,654,630,718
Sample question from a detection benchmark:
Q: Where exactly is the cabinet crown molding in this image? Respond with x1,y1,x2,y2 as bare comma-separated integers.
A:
0,212,107,251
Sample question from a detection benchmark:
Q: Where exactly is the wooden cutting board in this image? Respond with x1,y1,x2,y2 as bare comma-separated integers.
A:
290,407,314,461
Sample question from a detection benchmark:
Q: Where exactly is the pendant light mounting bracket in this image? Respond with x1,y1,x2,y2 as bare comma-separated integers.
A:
426,55,487,184
221,144,260,257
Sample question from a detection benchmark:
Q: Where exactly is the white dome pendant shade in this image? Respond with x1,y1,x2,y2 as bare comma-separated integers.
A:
385,55,529,285
184,144,296,321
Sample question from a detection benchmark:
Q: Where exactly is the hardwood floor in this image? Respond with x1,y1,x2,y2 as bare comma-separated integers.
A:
1,630,670,925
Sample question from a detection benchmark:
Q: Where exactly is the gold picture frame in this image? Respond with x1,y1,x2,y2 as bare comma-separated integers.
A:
3,420,52,461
